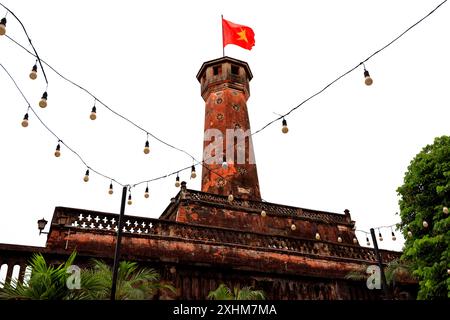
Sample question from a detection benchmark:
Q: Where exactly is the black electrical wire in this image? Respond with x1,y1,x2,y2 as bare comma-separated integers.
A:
3,32,235,190
3,35,200,164
0,59,232,191
0,62,124,186
0,0,447,197
356,223,397,235
0,3,49,86
251,0,448,136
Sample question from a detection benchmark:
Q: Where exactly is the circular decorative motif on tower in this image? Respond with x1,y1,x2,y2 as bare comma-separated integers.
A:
216,113,224,121
216,178,226,187
234,123,241,129
216,98,223,104
232,103,240,111
237,167,248,175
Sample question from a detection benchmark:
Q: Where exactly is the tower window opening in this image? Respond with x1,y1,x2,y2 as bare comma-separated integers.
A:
213,65,222,76
231,65,240,75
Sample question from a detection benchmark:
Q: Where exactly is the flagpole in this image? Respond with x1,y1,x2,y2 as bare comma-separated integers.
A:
221,14,225,57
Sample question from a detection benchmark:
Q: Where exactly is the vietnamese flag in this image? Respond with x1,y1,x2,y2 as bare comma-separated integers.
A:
222,18,255,50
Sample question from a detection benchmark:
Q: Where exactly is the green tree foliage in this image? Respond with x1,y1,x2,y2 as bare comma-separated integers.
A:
397,135,450,300
384,258,415,287
207,283,265,300
82,259,175,300
0,251,175,300
0,251,96,300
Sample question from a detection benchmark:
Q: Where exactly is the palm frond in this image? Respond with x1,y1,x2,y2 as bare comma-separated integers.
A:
1,254,173,301
208,284,265,300
208,283,233,300
385,258,414,285
0,251,79,300
237,287,266,300
345,265,369,281
344,271,368,281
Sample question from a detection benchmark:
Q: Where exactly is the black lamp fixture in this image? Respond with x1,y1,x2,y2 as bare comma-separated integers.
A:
37,217,48,235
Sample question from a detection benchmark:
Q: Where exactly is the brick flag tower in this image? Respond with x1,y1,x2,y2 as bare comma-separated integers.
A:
197,57,261,201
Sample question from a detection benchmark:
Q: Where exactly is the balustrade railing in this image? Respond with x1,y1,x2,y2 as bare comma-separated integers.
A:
188,191,351,224
55,207,399,264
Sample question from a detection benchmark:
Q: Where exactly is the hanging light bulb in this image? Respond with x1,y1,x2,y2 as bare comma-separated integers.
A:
144,186,149,198
127,194,132,205
261,210,267,217
175,175,180,188
281,118,289,134
83,169,90,182
0,18,6,36
29,64,38,80
337,236,342,243
407,230,412,238
447,269,450,276
391,231,396,241
363,68,373,86
443,207,449,215
291,224,296,231
90,106,97,120
54,143,61,157
21,113,29,127
366,236,370,246
143,140,150,154
353,237,358,244
315,232,321,240
378,231,383,241
39,91,48,108
190,165,197,179
422,221,428,228
221,155,228,169
108,183,113,195
228,193,234,202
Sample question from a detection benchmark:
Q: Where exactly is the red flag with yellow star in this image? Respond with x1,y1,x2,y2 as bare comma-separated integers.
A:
222,18,255,50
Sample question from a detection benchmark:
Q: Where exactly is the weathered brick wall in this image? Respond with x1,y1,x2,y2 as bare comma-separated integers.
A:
0,206,415,300
175,202,356,244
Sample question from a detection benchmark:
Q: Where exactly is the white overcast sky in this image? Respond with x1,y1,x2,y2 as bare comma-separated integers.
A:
0,0,448,252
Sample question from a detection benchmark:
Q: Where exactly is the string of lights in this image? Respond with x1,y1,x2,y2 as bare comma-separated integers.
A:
251,0,448,136
0,62,125,187
353,206,445,245
0,0,243,196
0,1,447,203
132,0,448,189
0,58,244,200
0,52,254,201
1,27,200,165
0,3,48,86
353,215,437,246
355,223,399,246
0,14,237,196
0,2,211,184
